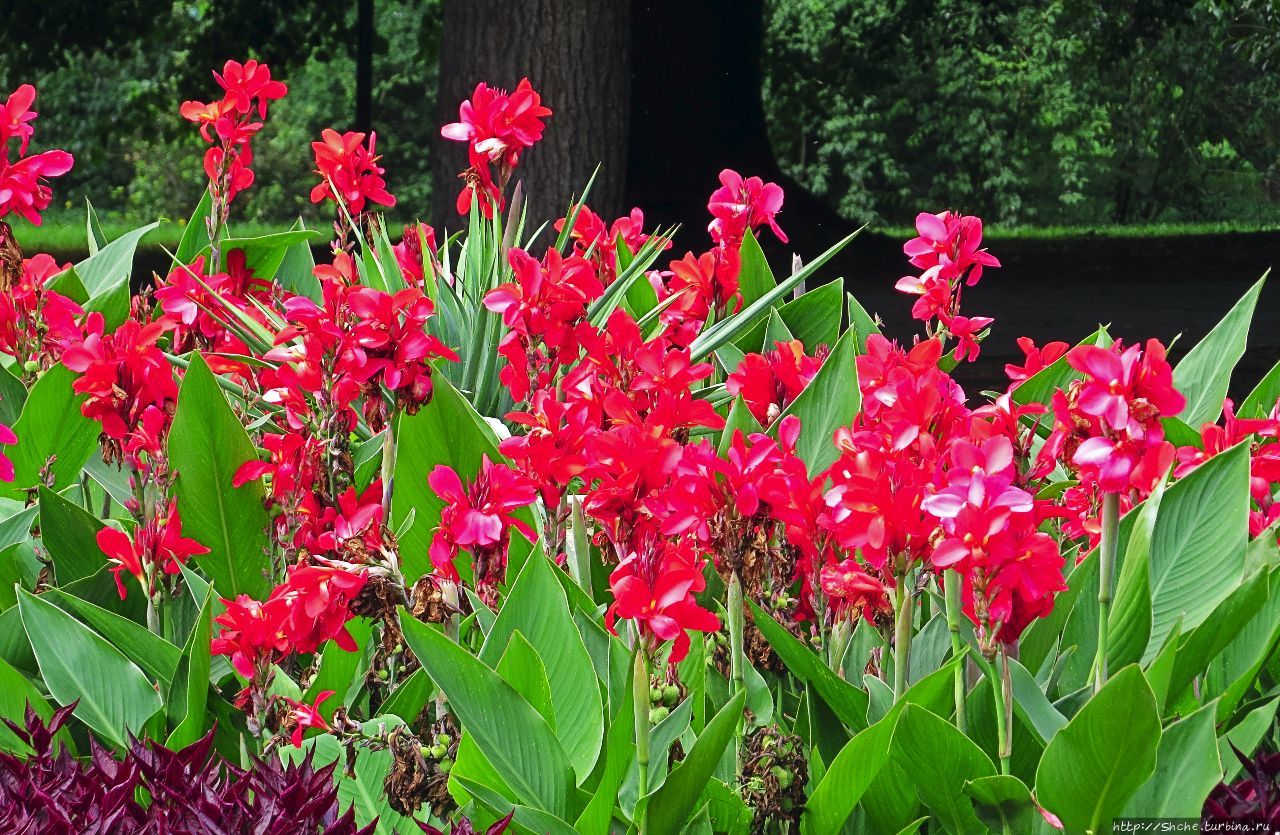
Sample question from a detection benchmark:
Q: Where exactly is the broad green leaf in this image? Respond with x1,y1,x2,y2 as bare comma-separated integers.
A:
222,229,322,281
41,588,179,687
1240,357,1280,418
749,601,868,729
0,654,54,754
1220,696,1279,781
772,324,860,475
379,668,434,724
399,614,573,816
459,776,579,835
38,486,107,585
166,588,214,748
1207,567,1280,721
801,657,961,834
575,682,637,835
645,689,746,834
1174,275,1266,426
965,774,1036,834
1108,481,1164,669
690,226,864,360
0,363,26,427
1144,441,1249,661
1035,665,1161,834
17,588,162,747
1007,658,1068,745
736,229,777,308
729,278,843,352
75,221,161,297
1123,701,1222,816
497,631,555,726
1165,568,1268,706
847,292,882,353
169,353,270,599
0,505,36,555
6,364,99,496
891,705,996,834
85,198,107,254
276,221,322,301
479,552,603,780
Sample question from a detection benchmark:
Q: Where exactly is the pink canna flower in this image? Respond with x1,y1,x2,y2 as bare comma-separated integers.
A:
1005,336,1069,389
442,78,551,216
707,168,788,246
428,457,538,597
0,422,16,482
0,84,73,226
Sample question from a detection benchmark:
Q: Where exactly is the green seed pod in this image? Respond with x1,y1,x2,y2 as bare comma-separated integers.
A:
770,766,794,789
662,685,680,705
22,360,39,375
648,706,669,725
649,686,663,704
429,744,447,759
438,758,453,774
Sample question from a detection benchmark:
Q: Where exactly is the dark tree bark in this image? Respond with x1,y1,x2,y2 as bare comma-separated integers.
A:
355,0,374,133
431,0,630,229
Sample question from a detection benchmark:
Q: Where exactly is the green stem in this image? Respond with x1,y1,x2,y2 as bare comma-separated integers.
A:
566,496,593,598
893,575,914,699
984,652,1012,774
727,571,746,767
943,570,968,732
379,414,405,589
632,648,651,834
1095,491,1120,694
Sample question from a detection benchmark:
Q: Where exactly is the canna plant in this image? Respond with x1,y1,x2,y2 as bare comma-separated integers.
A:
0,60,1278,835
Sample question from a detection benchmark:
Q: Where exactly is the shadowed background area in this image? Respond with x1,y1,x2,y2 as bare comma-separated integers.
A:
2,0,1278,391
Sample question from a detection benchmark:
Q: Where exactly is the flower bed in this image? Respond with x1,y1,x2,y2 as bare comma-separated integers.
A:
1,63,1278,833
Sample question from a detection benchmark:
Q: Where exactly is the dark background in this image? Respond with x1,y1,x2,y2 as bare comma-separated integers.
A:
2,0,1279,395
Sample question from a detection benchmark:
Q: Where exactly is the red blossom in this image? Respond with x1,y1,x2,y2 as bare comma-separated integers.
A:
282,690,334,748
820,559,891,623
0,84,74,225
707,168,788,246
94,503,210,600
605,540,719,663
726,339,825,425
310,129,396,215
0,422,16,482
428,457,537,596
1005,336,1069,389
212,595,291,680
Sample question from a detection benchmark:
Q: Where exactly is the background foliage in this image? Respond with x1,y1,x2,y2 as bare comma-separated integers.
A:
4,0,1280,228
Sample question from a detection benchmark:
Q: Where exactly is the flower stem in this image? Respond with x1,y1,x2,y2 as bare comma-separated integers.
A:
632,648,650,834
892,574,914,699
566,496,593,598
943,570,967,732
983,651,1012,774
727,571,746,767
379,414,405,589
1095,491,1120,694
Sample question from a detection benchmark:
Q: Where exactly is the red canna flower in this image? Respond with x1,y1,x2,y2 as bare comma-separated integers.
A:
310,129,396,215
271,564,367,654
820,559,891,623
1037,339,1185,494
282,690,334,748
726,339,825,425
94,503,209,599
1004,336,1069,389
0,84,73,226
657,249,742,328
605,541,720,663
212,595,291,680
428,457,538,598
442,78,551,217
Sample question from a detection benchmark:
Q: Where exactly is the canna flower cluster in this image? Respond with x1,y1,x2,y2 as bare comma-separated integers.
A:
1038,339,1186,525
894,211,999,361
726,339,826,425
441,78,552,216
310,129,396,249
0,84,73,226
0,252,83,378
555,205,660,286
1175,400,1280,539
181,60,287,232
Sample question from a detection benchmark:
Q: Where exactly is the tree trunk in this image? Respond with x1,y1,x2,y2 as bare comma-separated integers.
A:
432,0,630,230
